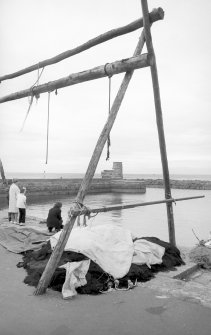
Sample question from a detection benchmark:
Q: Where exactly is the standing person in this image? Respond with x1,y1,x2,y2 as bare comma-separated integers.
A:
47,202,63,233
9,178,20,224
17,187,27,225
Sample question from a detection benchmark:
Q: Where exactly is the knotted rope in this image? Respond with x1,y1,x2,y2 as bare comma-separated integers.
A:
68,201,98,227
19,65,44,132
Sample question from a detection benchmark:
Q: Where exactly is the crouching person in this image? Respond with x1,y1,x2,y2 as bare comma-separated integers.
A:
47,202,63,233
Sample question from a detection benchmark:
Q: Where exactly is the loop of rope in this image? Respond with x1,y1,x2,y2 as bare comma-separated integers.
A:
68,201,98,227
104,63,112,78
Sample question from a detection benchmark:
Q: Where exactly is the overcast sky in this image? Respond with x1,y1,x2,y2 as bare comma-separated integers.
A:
0,0,211,176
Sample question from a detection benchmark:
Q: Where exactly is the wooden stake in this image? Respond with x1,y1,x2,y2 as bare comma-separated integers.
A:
0,159,8,185
0,54,150,104
140,0,176,246
0,8,164,82
34,30,148,295
71,195,205,216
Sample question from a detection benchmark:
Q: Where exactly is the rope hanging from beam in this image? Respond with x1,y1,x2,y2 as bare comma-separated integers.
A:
104,63,113,160
45,92,51,165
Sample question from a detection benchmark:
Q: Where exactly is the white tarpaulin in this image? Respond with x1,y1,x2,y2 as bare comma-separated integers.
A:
50,224,134,279
60,260,91,299
132,239,165,267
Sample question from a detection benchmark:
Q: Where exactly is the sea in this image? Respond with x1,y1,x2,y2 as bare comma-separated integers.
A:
1,173,211,248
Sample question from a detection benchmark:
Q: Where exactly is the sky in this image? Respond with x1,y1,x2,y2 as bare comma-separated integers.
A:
0,0,211,176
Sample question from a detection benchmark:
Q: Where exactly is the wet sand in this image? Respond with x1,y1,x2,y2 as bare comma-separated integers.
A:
0,245,211,335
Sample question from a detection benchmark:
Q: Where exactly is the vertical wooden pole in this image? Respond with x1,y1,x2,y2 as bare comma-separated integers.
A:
34,32,147,295
140,0,176,246
0,159,8,185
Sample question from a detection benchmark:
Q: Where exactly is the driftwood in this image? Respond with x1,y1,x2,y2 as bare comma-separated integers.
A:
34,30,148,296
0,54,150,103
141,0,175,245
0,8,164,82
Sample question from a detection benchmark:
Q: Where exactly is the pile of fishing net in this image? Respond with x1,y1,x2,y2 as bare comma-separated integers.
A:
17,236,185,295
189,244,211,269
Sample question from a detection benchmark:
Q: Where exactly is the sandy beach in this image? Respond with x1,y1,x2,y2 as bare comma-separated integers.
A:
0,215,211,335
1,244,211,335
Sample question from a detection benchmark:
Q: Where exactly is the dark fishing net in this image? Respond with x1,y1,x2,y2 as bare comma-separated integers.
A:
189,245,211,269
17,237,185,294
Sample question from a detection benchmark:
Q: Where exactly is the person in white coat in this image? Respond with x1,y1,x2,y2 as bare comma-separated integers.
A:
9,179,20,224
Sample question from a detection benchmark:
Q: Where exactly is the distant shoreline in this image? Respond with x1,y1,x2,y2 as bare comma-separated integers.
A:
4,172,211,182
138,178,211,190
1,177,211,195
1,177,211,190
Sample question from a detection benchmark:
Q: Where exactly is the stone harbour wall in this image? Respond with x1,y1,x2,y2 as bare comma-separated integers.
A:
0,178,146,207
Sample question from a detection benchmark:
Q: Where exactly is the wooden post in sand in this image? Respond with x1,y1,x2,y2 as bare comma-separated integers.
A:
140,0,176,246
0,159,8,185
34,30,149,295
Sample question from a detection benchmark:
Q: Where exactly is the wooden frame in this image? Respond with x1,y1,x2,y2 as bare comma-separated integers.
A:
0,2,187,295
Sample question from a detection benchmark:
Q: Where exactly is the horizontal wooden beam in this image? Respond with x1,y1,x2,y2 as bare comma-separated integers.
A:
0,8,164,83
71,195,205,216
0,54,151,103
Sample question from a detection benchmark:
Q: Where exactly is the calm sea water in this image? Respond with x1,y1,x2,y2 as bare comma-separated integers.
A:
1,186,210,248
